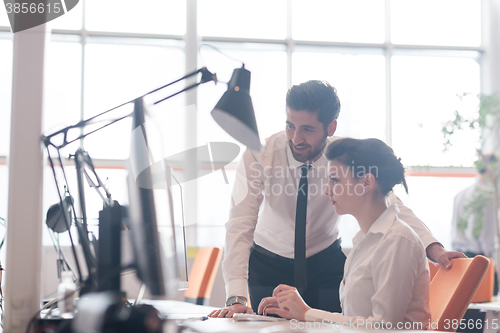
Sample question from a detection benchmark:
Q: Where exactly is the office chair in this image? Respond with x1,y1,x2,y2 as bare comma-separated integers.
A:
429,258,495,303
428,260,440,281
429,256,490,332
471,257,494,303
184,247,223,306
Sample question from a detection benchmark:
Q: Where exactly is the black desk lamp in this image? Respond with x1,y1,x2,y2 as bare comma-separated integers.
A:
212,65,262,152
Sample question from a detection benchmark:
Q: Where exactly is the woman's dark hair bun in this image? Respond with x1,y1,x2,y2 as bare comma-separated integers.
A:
325,138,408,196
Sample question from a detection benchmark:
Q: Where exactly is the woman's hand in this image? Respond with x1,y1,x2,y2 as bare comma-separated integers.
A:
258,297,280,314
258,296,295,319
263,284,311,321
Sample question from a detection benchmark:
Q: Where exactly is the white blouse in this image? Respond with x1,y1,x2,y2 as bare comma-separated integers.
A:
305,205,431,329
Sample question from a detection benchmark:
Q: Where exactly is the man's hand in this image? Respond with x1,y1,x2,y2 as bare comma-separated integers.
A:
426,243,466,269
208,304,253,318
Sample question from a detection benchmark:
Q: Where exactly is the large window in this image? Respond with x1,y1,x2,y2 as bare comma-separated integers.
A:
0,0,489,250
194,0,483,249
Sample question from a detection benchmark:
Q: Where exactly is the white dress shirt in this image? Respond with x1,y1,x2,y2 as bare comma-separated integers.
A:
305,205,431,329
223,131,438,299
451,178,498,261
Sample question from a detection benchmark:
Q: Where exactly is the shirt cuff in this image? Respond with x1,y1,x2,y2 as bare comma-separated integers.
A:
305,309,343,322
422,238,441,252
225,278,249,300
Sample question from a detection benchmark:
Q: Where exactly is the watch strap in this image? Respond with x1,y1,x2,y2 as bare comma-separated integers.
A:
226,296,247,307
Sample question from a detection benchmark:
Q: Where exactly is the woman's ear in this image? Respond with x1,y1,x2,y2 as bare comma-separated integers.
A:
364,173,376,192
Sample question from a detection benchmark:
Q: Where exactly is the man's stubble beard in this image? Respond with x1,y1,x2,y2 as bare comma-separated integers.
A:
288,136,328,163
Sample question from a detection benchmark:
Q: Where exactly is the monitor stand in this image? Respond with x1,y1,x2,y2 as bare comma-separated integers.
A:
72,204,163,333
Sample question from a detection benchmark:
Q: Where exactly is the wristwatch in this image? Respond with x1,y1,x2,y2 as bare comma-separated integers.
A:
226,296,248,307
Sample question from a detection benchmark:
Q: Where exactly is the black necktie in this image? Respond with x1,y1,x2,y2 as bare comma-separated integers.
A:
295,164,310,291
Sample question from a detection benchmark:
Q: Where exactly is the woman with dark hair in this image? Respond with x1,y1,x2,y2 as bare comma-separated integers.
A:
258,138,431,329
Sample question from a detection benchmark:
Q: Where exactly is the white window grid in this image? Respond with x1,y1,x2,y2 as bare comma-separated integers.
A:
0,0,493,247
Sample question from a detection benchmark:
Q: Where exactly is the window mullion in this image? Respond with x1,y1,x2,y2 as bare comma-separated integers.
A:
385,0,392,146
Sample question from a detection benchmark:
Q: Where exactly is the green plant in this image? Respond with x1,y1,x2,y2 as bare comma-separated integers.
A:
442,93,500,288
442,93,500,152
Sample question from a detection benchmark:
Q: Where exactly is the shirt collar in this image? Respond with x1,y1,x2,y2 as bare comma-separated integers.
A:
367,204,400,235
352,204,400,245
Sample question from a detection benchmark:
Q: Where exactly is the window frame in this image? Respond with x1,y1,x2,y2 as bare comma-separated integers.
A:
0,0,492,247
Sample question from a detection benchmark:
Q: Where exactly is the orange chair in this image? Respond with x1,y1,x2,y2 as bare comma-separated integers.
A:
428,261,440,281
429,258,495,303
471,258,495,303
184,247,223,306
429,256,490,332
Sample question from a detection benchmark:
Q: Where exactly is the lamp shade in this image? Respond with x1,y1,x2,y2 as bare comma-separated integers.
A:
211,66,263,151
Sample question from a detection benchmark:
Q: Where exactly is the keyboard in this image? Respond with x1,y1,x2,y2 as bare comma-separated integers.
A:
232,313,286,322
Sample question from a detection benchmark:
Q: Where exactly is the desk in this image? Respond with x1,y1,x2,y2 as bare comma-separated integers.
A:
468,301,500,333
147,300,290,333
142,299,218,320
180,318,293,333
151,301,440,333
146,300,337,333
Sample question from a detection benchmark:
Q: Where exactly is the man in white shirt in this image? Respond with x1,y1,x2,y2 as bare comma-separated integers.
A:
451,160,498,295
209,80,465,318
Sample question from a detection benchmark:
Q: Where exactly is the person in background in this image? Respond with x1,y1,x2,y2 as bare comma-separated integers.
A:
209,80,465,319
258,138,430,329
451,154,498,295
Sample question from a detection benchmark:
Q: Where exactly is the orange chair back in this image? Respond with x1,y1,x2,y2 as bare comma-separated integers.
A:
428,261,440,281
429,256,490,332
471,258,494,303
429,258,495,302
184,247,223,305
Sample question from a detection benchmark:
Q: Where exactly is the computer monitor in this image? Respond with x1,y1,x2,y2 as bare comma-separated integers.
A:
166,166,189,290
127,97,188,296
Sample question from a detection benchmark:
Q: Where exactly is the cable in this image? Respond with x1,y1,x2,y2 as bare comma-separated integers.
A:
25,286,81,333
0,217,6,251
43,288,58,300
47,229,76,281
199,43,244,66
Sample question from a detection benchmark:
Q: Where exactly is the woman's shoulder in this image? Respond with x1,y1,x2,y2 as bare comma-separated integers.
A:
384,218,426,250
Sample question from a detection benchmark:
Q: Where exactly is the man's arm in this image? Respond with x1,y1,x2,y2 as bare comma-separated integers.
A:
388,194,466,267
426,242,466,269
209,148,264,318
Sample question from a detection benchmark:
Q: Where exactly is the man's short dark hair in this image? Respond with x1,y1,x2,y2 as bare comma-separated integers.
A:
286,80,341,130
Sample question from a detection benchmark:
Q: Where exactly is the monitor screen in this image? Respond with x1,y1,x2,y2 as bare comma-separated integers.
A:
127,97,188,296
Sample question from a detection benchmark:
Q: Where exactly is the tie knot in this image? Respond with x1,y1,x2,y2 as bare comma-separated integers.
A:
300,164,311,177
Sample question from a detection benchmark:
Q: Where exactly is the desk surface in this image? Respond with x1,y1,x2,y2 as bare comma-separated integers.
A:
178,319,444,333
469,301,500,311
179,318,293,333
154,300,444,333
141,299,218,319
148,300,292,333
